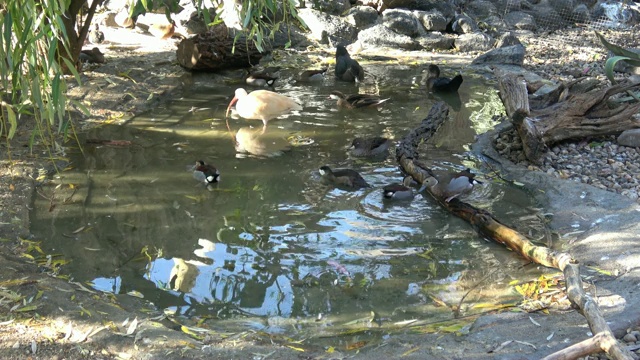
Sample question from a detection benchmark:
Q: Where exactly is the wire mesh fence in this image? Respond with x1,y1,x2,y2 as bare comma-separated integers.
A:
501,0,640,77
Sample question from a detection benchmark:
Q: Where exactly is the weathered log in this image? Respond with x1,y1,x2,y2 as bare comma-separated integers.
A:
397,101,635,360
542,332,611,360
497,71,640,163
497,74,529,118
497,74,544,162
176,24,263,71
534,82,640,144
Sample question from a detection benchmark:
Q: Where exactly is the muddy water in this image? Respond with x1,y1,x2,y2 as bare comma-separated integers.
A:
31,65,542,338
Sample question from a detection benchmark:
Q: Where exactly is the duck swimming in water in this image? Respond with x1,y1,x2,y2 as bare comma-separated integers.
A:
329,91,389,109
383,175,416,200
349,137,391,157
193,160,220,183
426,64,463,93
319,166,370,189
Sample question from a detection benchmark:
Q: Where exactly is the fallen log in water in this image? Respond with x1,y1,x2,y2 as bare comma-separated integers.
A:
396,101,634,360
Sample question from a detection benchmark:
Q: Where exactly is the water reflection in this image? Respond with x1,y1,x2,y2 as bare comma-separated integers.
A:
234,125,290,157
31,64,545,340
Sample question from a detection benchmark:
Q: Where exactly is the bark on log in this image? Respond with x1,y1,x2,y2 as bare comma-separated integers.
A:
176,24,263,71
397,101,635,360
497,72,640,164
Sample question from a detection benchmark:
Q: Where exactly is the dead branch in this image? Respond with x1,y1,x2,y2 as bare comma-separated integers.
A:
496,72,640,163
397,101,635,360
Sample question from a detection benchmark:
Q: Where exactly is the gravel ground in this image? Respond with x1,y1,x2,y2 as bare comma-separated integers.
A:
493,25,640,204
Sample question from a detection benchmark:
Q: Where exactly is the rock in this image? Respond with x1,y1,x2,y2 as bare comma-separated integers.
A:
357,23,421,50
382,0,456,19
298,8,357,45
270,24,310,49
417,32,455,50
525,3,566,29
495,32,522,48
455,32,494,53
465,0,498,20
451,14,478,34
307,0,351,15
472,44,525,65
618,129,640,148
482,15,508,33
101,12,119,28
572,4,590,23
591,1,640,28
415,10,448,31
550,0,576,21
382,8,421,37
504,11,537,31
347,5,379,30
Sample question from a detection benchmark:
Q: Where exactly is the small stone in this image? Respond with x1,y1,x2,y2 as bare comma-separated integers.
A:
623,333,637,343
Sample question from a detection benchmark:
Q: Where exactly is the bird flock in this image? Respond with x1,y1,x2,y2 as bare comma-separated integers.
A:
194,45,481,203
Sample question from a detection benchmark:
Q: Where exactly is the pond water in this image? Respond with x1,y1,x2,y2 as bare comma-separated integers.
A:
31,64,545,342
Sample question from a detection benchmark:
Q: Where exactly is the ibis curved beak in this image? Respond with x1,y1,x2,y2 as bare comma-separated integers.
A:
225,96,239,118
418,182,428,193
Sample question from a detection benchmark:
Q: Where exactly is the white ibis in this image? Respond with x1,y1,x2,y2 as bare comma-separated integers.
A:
225,88,302,132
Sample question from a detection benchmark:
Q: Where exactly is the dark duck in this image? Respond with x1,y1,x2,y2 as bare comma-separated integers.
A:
335,45,364,83
193,160,220,184
349,137,391,157
426,64,463,93
383,176,416,200
319,166,370,189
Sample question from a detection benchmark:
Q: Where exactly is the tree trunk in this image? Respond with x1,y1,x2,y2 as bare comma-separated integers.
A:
176,24,264,71
59,0,103,74
497,72,640,164
396,102,635,360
